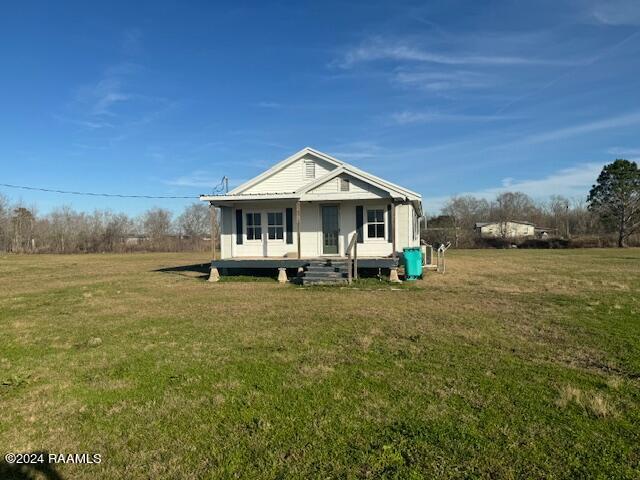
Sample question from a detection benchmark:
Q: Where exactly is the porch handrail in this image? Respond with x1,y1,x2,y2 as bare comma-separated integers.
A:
346,234,358,283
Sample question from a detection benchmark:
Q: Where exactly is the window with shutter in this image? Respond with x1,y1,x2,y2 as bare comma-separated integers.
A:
366,209,385,239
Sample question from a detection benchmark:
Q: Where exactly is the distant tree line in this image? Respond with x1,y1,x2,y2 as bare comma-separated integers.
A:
425,160,639,248
426,192,601,248
2,160,637,252
0,195,218,254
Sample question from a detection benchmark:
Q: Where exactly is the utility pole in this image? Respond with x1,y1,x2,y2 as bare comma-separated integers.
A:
565,202,570,239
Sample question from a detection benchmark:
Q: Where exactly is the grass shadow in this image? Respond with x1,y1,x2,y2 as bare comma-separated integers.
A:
153,263,211,281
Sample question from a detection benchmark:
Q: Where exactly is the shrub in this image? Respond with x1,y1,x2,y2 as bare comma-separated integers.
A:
519,238,570,249
474,237,515,249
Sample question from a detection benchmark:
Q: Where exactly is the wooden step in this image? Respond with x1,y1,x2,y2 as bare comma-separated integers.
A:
303,273,347,281
306,266,343,273
302,278,348,285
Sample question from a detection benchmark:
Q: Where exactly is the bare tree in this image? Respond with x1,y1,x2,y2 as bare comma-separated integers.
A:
177,203,210,238
0,194,11,252
142,208,173,247
491,192,538,238
102,212,134,252
547,195,570,238
442,196,490,247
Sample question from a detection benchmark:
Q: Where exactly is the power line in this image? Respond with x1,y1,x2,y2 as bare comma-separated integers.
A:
0,177,228,199
0,183,198,199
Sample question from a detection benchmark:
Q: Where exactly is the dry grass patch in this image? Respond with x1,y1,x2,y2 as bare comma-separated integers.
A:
556,384,615,418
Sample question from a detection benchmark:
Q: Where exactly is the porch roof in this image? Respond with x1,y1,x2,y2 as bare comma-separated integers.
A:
201,193,423,217
200,192,299,202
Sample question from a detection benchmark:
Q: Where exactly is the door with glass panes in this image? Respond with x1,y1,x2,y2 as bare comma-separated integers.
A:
321,205,339,255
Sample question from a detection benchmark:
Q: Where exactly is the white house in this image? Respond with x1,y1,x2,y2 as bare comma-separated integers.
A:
474,221,536,238
200,147,422,282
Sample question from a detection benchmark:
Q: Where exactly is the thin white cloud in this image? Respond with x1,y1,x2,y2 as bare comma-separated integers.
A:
390,110,518,125
336,37,583,68
62,62,173,139
76,77,131,117
165,171,226,189
517,111,640,145
591,0,640,26
424,162,604,213
52,114,115,129
495,30,640,114
394,70,496,92
328,141,384,162
606,146,640,158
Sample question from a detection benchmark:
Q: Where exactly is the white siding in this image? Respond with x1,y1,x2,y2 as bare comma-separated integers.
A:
399,203,420,248
220,206,232,259
305,174,389,199
395,203,408,250
479,222,535,238
308,177,339,193
218,199,421,258
243,154,336,194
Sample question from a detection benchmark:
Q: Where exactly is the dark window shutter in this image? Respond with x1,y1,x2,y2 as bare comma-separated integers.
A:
285,208,293,244
235,209,243,244
356,205,364,243
387,204,393,243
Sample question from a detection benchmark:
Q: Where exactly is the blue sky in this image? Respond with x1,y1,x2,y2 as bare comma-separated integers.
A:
1,0,639,216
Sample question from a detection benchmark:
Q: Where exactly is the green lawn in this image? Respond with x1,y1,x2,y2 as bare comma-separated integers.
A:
1,249,639,479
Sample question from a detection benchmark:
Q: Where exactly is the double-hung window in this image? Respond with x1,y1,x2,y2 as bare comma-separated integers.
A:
267,212,284,240
246,213,262,240
367,209,385,239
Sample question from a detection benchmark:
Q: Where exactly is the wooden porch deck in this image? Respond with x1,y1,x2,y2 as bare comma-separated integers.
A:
211,257,399,269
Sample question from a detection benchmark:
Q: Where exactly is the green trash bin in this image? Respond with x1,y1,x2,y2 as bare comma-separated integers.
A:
403,247,423,280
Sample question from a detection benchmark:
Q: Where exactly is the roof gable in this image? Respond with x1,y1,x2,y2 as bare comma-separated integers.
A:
229,148,342,195
203,147,422,214
301,171,390,199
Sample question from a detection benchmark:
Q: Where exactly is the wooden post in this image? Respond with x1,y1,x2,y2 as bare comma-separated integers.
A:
210,203,216,260
346,233,357,284
354,240,358,280
296,201,301,259
391,202,397,257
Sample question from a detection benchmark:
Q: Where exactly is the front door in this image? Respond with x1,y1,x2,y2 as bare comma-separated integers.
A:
321,205,339,255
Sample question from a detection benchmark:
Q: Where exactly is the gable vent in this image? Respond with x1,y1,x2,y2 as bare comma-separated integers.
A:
340,177,350,192
304,160,315,179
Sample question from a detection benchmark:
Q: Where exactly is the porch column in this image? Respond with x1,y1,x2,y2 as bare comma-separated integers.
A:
391,202,397,257
296,201,301,259
209,203,216,261
209,203,219,282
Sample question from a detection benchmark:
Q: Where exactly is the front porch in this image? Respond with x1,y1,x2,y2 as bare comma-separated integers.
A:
210,256,401,284
211,256,399,270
